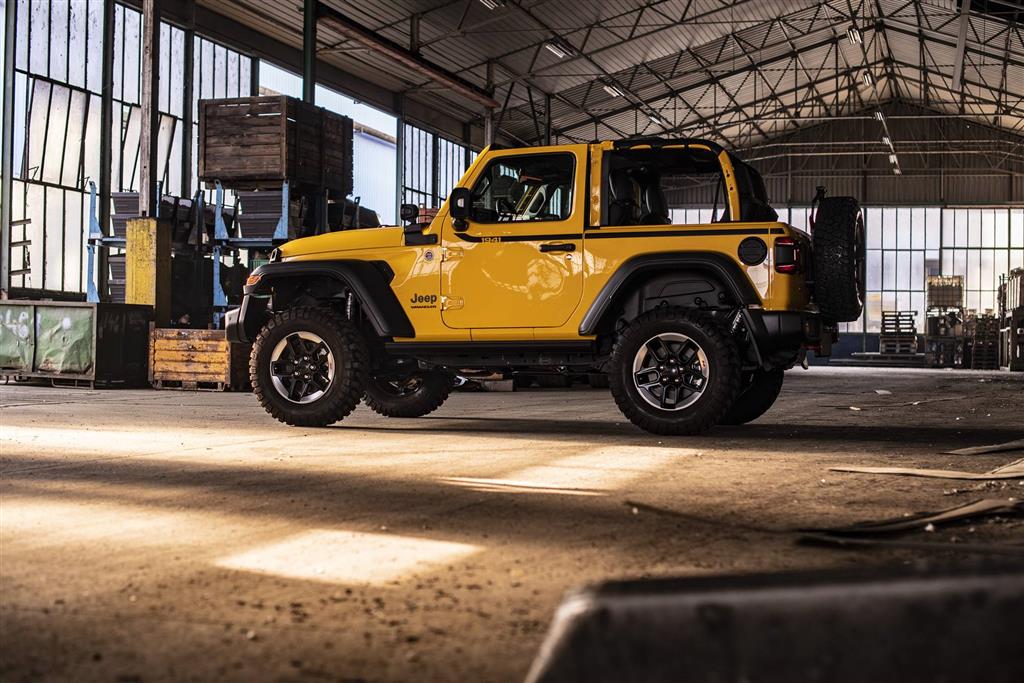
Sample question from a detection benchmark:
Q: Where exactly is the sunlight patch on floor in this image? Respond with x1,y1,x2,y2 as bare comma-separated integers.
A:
215,529,481,585
438,446,693,495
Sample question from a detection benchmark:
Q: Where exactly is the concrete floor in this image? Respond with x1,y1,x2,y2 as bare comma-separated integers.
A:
2,366,1022,682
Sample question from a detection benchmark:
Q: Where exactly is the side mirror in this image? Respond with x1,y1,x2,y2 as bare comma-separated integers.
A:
399,203,419,224
449,188,471,220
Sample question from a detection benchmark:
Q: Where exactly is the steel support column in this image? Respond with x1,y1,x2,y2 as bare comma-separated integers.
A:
139,0,161,217
395,94,405,217
303,0,317,103
1,0,16,294
97,0,116,297
181,5,195,196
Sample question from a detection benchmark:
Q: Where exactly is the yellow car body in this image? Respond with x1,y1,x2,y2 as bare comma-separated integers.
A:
275,140,814,345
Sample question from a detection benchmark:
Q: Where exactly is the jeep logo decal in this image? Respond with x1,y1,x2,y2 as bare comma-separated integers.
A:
409,293,438,308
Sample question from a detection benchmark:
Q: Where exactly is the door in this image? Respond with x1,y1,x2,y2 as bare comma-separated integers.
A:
440,147,586,329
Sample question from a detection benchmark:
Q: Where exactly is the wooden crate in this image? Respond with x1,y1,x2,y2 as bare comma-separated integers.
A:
149,325,249,391
198,96,353,194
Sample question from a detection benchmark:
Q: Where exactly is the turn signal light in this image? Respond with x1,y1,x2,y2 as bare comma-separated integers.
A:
246,273,263,287
774,237,801,274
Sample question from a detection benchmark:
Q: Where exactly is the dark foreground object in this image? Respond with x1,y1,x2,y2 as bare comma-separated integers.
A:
526,563,1024,683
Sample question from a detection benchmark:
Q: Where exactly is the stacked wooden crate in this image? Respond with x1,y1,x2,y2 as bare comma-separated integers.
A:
966,314,1000,370
879,311,918,355
198,96,353,195
149,325,249,391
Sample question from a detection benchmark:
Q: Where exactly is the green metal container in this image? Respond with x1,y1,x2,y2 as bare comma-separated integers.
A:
0,301,151,387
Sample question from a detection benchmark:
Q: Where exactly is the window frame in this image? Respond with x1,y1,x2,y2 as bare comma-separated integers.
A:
466,151,578,226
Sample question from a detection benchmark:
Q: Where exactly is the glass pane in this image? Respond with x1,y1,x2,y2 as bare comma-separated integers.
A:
981,210,995,247
866,208,882,249
926,208,941,249
867,250,882,290
968,210,981,246
897,251,911,290
882,208,897,249
911,252,924,291
995,209,1009,248
980,249,994,291
911,208,925,249
883,251,896,290
1011,209,1023,248
897,207,911,248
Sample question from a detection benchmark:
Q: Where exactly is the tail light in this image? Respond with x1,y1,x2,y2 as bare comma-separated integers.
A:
775,237,802,274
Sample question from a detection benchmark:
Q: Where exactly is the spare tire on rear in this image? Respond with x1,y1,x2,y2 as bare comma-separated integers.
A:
812,196,865,323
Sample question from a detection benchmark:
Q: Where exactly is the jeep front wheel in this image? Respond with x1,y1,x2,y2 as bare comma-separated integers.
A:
609,309,741,435
363,370,455,418
251,307,368,427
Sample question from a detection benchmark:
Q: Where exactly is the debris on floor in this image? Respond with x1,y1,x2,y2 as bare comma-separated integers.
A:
829,458,1024,480
802,498,1022,536
943,439,1024,456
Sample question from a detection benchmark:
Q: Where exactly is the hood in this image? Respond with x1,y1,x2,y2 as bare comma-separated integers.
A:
279,226,406,259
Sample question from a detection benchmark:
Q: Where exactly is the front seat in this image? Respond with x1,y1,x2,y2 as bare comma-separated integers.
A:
607,170,636,226
639,182,671,225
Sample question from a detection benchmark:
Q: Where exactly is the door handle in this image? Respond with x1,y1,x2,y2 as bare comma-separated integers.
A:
539,242,577,253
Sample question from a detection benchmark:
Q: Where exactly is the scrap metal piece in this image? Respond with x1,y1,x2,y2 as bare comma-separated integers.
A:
830,458,1024,480
944,439,1024,456
805,498,1022,536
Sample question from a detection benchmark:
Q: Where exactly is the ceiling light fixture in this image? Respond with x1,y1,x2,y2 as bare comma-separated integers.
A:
875,110,885,122
847,27,863,45
882,136,893,149
603,82,625,98
888,153,898,164
893,167,902,175
863,71,874,86
648,113,666,127
544,39,576,59
478,0,508,8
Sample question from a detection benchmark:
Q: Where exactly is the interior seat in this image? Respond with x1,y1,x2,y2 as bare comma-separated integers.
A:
607,170,637,226
639,182,670,225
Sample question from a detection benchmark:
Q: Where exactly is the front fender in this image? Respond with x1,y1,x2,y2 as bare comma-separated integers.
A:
234,260,414,340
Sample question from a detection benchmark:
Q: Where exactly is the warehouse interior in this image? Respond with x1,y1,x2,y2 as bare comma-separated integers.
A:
1,1,1023,682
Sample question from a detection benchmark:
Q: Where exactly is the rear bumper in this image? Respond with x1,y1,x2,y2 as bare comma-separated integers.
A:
743,309,821,369
225,295,269,344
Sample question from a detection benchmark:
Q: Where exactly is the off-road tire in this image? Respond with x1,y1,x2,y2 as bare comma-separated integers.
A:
363,370,455,418
609,308,742,435
812,196,865,323
251,307,368,427
719,368,785,425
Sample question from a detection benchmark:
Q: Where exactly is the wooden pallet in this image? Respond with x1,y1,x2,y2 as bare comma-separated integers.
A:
149,325,250,391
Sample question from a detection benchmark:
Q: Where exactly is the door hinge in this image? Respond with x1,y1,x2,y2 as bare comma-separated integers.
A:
441,247,463,261
440,295,464,311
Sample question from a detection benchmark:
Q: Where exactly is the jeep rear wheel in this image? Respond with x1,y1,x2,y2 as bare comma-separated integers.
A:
364,370,455,418
609,309,741,435
812,196,866,323
718,368,785,425
251,307,367,427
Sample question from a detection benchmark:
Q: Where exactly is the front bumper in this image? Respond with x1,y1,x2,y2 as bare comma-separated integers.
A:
742,308,822,369
225,295,269,344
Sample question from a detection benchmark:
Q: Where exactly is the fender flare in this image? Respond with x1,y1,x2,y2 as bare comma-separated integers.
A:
578,252,760,335
244,260,414,339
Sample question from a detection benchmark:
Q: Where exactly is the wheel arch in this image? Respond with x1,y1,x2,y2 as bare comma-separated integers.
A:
245,260,415,339
578,252,761,336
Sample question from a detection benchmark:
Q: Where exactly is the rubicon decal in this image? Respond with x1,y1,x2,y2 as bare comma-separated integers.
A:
410,293,438,308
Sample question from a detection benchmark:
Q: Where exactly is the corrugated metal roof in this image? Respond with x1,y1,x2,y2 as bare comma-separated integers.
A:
197,0,1024,159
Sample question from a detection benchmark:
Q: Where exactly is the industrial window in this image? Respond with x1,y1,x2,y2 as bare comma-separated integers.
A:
468,153,575,224
402,123,474,210
785,206,1024,339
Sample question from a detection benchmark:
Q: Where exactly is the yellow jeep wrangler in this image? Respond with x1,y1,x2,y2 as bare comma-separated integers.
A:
226,137,864,435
